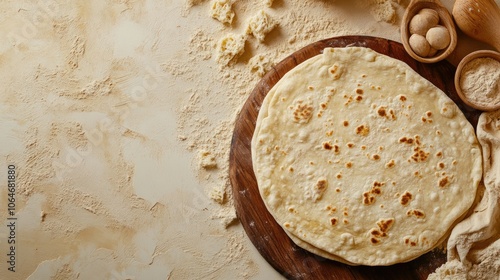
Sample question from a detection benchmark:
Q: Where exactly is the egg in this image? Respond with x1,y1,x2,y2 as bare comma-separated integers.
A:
426,26,450,50
409,10,439,36
409,34,431,57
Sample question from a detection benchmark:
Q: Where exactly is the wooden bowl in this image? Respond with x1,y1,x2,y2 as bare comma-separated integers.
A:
455,50,500,111
401,0,458,63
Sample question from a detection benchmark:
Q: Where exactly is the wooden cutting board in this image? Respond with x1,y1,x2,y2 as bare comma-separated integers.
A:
229,36,482,280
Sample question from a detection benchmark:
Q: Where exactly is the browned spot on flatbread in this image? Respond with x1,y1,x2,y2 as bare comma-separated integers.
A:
363,181,385,205
407,209,425,218
404,238,418,247
399,137,414,144
316,179,327,192
377,218,394,233
400,192,412,206
411,147,429,162
415,135,421,145
369,218,394,244
400,135,429,162
377,106,396,120
378,107,387,117
363,192,375,205
386,159,395,168
356,125,369,136
333,144,340,154
370,229,386,238
323,142,333,150
370,182,383,194
438,176,450,188
421,113,433,123
292,103,313,123
329,64,341,79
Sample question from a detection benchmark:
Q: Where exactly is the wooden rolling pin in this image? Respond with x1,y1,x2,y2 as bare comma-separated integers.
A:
452,0,500,51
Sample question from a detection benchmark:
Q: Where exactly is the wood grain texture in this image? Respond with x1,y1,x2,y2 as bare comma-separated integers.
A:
229,36,482,280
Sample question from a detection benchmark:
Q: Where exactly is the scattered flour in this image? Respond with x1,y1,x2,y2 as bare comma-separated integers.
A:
459,57,500,107
199,150,218,169
188,29,215,61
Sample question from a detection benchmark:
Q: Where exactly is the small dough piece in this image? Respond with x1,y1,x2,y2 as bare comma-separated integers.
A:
246,10,277,42
426,26,450,50
409,12,438,36
210,0,235,24
418,8,439,26
216,33,246,66
409,34,431,57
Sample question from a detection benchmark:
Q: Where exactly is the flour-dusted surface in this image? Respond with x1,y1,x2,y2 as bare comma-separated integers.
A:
0,0,498,279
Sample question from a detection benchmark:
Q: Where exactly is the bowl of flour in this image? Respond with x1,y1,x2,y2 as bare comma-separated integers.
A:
455,50,500,111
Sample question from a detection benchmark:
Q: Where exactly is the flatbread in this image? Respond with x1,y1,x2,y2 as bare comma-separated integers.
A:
251,47,482,266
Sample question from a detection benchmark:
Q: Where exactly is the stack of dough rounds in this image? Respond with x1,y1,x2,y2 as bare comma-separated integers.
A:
251,47,482,266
